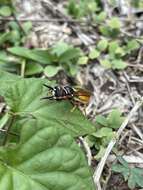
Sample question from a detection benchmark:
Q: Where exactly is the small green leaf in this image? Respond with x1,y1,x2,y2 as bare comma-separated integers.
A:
25,62,43,76
22,21,32,34
114,47,125,57
94,146,105,160
87,1,97,12
99,26,110,36
96,115,108,127
112,159,143,189
128,171,136,189
112,164,130,181
89,49,100,59
67,0,80,18
126,39,140,52
97,39,108,51
107,109,124,129
59,48,81,63
52,42,70,56
0,32,11,45
95,11,107,23
109,41,120,55
0,5,12,17
133,168,143,188
100,59,112,69
108,17,121,29
69,64,78,76
44,65,61,77
111,59,127,70
84,136,94,147
78,56,88,65
8,21,20,31
93,127,113,138
10,30,21,44
117,156,129,168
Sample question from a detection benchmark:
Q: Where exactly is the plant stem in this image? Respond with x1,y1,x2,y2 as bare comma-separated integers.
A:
21,59,26,77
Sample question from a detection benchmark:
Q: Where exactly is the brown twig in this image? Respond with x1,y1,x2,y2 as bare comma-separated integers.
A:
79,137,92,166
0,17,85,23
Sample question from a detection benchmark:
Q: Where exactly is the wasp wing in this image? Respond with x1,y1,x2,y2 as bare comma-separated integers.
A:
73,88,91,104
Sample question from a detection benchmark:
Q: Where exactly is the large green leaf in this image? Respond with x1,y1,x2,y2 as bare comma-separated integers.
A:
0,70,22,93
0,118,95,190
7,47,53,65
2,78,95,137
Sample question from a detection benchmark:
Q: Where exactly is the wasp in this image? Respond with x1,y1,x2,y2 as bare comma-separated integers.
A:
42,84,91,106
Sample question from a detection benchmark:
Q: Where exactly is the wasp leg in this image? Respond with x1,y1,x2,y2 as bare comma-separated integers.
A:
83,104,87,116
43,84,54,90
70,105,77,112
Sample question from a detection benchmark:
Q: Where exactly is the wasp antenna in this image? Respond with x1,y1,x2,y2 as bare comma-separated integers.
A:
40,96,54,100
43,84,53,90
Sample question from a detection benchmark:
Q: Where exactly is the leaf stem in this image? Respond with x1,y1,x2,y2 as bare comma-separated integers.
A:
21,59,26,77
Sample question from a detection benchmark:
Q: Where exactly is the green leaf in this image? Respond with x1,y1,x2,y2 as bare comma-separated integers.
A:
0,5,12,16
89,49,100,59
0,70,21,81
108,41,120,55
94,146,105,160
22,21,32,34
114,47,125,57
96,115,108,127
69,64,78,76
0,32,11,45
52,42,71,56
99,26,110,36
128,172,136,189
107,109,124,129
7,47,52,65
133,168,143,188
108,17,121,29
8,21,20,31
95,11,107,23
0,51,20,63
112,164,130,181
126,39,140,52
117,156,129,168
67,0,80,18
97,39,108,51
100,59,112,69
0,118,95,190
93,127,113,138
3,79,96,137
25,62,43,76
59,48,81,63
78,56,88,65
44,65,61,77
0,0,11,4
111,59,127,70
87,1,97,12
0,70,22,92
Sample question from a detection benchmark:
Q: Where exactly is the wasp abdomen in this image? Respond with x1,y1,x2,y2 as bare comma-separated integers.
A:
53,86,74,100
